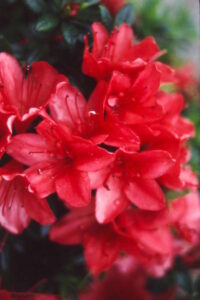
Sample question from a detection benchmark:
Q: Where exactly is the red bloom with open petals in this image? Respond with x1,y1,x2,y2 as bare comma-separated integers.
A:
0,53,60,127
156,92,195,141
50,202,174,277
0,161,55,234
82,23,164,80
170,191,200,244
7,119,113,207
79,256,176,300
49,80,140,150
96,149,175,223
173,63,197,93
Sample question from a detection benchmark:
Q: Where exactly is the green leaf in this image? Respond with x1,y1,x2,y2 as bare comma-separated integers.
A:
165,189,190,202
24,0,46,13
114,4,134,26
81,0,100,9
99,5,112,31
53,0,65,8
61,23,82,48
35,15,59,32
77,6,100,24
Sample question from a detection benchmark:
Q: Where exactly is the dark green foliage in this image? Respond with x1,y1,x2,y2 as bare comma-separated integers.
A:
24,0,47,13
184,101,200,180
99,5,112,30
114,3,134,26
35,14,59,32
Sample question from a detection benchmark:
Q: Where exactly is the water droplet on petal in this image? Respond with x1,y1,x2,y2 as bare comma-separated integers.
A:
119,92,125,97
108,96,118,107
37,169,42,175
88,110,97,117
136,172,141,177
56,142,62,149
114,199,121,206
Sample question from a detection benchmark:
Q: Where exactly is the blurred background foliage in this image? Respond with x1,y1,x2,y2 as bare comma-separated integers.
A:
0,0,199,299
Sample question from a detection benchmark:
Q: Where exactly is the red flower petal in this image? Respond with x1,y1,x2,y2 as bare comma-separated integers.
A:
55,169,91,207
102,24,133,62
96,176,127,223
161,166,198,190
25,161,59,198
50,205,95,245
101,0,125,15
131,64,160,102
6,134,52,166
87,80,108,121
130,150,175,178
131,227,172,255
171,117,195,141
88,168,110,189
49,81,87,134
0,113,14,158
83,226,120,275
128,37,160,61
157,92,184,118
171,191,200,244
82,23,108,78
104,120,140,151
0,177,30,234
155,62,175,83
0,52,23,115
73,138,114,172
0,53,58,119
125,178,165,211
24,194,56,225
20,61,58,118
91,22,109,58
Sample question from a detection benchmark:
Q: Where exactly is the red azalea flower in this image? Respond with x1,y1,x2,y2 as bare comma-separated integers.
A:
50,203,174,276
0,53,61,126
79,256,176,300
0,112,14,158
101,66,164,125
130,123,198,190
82,23,167,80
7,119,113,207
174,63,197,92
49,79,140,150
96,149,175,223
86,64,174,130
69,3,80,16
170,191,200,244
0,161,55,234
101,0,125,15
156,92,195,141
159,141,198,191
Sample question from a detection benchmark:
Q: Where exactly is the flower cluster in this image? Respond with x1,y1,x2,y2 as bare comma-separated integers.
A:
79,256,176,300
0,23,199,279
